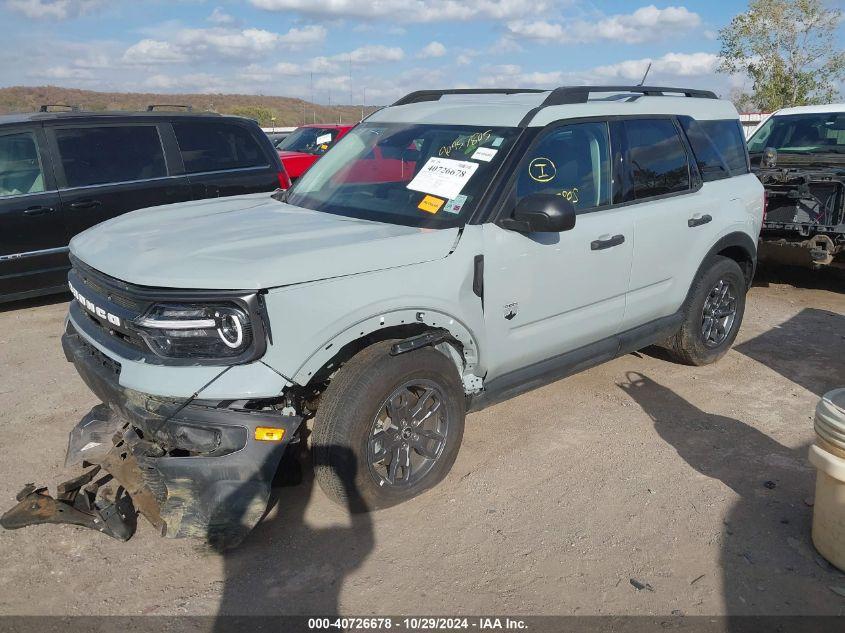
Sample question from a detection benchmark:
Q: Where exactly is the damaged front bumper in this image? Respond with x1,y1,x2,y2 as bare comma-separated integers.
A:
2,324,302,547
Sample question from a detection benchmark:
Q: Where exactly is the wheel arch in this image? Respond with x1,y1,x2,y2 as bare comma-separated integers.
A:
698,231,758,291
290,309,482,390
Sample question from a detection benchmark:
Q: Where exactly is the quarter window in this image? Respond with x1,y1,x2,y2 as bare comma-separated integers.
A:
679,117,731,182
517,122,611,212
0,131,46,197
173,121,266,174
698,119,749,175
623,119,691,199
55,125,166,188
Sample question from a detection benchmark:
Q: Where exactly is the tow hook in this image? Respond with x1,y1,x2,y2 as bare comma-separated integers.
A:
0,466,137,541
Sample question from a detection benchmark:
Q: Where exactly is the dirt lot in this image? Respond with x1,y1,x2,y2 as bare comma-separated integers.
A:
0,266,844,617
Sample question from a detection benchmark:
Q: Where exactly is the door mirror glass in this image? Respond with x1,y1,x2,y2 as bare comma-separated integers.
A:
503,193,576,233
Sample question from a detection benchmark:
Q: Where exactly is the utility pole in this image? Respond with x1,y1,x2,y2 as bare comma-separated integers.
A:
310,72,314,124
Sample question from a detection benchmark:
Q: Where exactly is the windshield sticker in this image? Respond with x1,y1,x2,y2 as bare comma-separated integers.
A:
443,194,468,214
407,157,480,200
492,136,504,148
528,157,556,183
316,133,333,145
471,147,498,162
418,195,445,214
438,129,492,158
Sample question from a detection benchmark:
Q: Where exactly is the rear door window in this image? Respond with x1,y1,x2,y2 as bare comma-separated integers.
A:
173,121,267,174
622,119,691,199
0,131,46,197
697,119,749,175
55,125,166,188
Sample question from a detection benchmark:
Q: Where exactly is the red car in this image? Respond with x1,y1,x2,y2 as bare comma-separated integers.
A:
276,123,353,180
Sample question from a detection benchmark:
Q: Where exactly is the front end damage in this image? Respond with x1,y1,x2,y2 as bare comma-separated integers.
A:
756,167,845,268
1,323,303,548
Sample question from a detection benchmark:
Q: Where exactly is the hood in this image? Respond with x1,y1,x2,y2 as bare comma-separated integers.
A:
279,151,318,178
70,193,459,290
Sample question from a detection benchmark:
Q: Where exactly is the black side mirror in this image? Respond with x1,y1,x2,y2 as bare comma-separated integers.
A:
501,194,576,233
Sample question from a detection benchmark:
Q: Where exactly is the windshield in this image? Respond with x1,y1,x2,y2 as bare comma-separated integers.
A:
277,126,341,155
285,122,520,228
748,112,845,155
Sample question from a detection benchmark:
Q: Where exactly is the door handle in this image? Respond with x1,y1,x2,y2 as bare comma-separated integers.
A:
688,214,712,228
591,234,625,251
23,205,55,216
69,200,102,210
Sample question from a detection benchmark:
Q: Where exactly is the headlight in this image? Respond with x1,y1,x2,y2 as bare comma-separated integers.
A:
134,303,254,360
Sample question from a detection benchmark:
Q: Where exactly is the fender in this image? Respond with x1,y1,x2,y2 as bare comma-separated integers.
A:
692,231,758,292
290,308,482,388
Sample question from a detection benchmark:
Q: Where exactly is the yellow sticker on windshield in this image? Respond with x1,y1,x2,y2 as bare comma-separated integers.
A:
418,195,445,214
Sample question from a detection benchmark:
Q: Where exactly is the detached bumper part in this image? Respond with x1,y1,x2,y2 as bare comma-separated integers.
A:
0,467,136,541
1,325,303,547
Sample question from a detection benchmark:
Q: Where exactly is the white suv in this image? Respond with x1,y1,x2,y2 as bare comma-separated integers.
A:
3,86,764,547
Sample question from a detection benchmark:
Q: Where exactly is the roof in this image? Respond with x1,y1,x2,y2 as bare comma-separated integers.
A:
297,123,354,129
770,104,845,116
368,86,738,128
0,109,229,127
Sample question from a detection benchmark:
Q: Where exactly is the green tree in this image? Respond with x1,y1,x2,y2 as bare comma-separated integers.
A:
718,0,845,111
227,105,278,126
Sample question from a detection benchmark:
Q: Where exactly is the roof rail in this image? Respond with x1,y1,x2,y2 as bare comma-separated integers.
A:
392,88,545,107
391,85,718,108
39,104,80,112
146,104,193,112
540,85,718,106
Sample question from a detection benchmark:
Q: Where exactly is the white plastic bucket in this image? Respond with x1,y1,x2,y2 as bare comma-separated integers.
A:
809,388,845,572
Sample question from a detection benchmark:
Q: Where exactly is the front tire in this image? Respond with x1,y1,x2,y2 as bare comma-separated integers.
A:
666,256,747,366
312,340,465,511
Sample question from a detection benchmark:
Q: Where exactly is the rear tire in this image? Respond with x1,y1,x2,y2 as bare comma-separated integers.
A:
666,256,747,366
312,340,465,512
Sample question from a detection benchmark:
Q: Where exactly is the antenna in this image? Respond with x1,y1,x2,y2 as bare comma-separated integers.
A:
638,62,652,86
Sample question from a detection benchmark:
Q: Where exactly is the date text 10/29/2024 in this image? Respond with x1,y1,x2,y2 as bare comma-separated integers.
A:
307,617,528,630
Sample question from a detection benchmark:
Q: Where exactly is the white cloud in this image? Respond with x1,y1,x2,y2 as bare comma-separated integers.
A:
35,65,96,79
207,7,236,25
418,41,446,58
122,39,189,65
121,25,326,65
249,0,549,23
593,52,719,81
142,72,228,93
508,5,701,45
4,0,102,19
268,45,405,78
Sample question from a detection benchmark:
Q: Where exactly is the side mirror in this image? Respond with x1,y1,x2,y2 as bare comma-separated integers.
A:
761,147,778,168
501,194,576,233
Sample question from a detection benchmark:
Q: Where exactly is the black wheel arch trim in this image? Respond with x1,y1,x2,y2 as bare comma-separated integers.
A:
692,232,757,295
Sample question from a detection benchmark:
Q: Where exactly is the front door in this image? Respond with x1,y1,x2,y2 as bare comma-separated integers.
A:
0,125,67,299
481,121,634,382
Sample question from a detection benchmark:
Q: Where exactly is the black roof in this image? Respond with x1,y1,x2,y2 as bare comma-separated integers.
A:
0,109,226,126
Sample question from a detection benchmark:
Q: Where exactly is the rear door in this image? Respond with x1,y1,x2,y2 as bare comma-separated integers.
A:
0,124,67,299
47,121,192,238
171,119,280,199
616,117,712,329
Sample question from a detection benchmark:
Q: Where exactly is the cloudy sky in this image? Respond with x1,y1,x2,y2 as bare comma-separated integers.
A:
1,0,842,104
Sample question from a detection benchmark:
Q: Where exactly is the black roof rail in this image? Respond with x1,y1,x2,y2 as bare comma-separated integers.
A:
146,104,193,112
541,85,718,106
39,104,80,112
391,85,718,108
392,88,545,106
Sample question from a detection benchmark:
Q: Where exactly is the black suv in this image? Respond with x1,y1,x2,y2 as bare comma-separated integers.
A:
0,107,287,302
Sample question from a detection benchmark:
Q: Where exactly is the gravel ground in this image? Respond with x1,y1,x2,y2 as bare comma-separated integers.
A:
0,266,843,617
